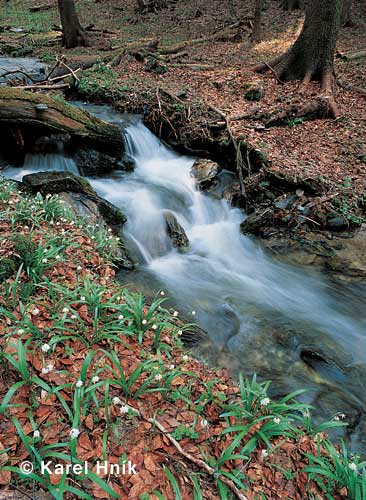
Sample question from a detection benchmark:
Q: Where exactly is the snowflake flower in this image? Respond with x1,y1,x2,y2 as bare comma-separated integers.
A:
151,324,158,330
118,315,124,320
349,462,358,472
80,296,85,301
260,397,271,406
261,449,268,458
62,307,69,313
168,364,175,371
177,330,183,336
42,364,54,374
77,266,82,271
32,308,40,316
191,310,196,316
70,428,80,440
120,404,129,414
41,344,51,353
71,314,77,320
42,258,48,264
92,375,100,384
160,291,165,296
155,373,162,381
18,329,24,335
33,430,40,439
76,380,83,388
142,319,147,325
201,419,209,428
273,417,281,424
173,311,179,317
113,397,122,405
182,355,189,362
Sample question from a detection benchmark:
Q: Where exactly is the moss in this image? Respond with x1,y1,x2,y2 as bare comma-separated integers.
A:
0,87,118,137
12,235,37,268
0,257,17,280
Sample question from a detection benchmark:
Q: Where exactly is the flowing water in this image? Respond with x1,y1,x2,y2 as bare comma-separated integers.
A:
4,104,366,450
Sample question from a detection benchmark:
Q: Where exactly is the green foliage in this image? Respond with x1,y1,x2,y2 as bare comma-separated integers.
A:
77,63,129,101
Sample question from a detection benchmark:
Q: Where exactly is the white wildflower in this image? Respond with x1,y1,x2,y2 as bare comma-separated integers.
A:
260,397,271,406
113,397,122,405
191,310,196,316
177,330,183,336
118,315,124,320
160,291,165,296
142,319,147,325
80,296,85,301
349,462,358,472
69,428,80,440
77,266,82,271
62,307,69,313
18,329,24,334
71,314,77,320
168,364,175,371
151,324,158,330
155,373,162,381
55,255,61,260
33,430,41,439
42,258,48,264
273,417,281,424
182,355,189,362
173,311,179,317
92,376,100,384
120,404,129,414
76,380,83,388
201,419,209,428
261,449,268,458
32,308,40,316
41,344,51,353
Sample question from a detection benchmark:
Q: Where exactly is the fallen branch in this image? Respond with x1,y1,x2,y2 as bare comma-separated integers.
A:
29,4,53,12
337,78,366,96
160,22,242,55
126,403,248,500
337,49,366,61
0,69,37,82
208,105,248,198
13,83,70,90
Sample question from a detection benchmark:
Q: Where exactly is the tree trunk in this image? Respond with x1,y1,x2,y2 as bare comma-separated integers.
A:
58,0,87,49
282,0,300,11
261,0,342,91
252,0,264,43
341,0,353,27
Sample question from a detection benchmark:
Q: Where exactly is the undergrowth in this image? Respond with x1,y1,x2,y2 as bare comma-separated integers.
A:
0,176,365,500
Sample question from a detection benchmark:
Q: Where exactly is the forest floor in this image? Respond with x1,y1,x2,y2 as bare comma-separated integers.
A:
2,0,366,230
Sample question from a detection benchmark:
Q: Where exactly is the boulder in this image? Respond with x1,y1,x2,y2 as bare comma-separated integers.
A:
191,158,221,190
23,171,97,198
21,171,133,268
240,208,274,235
164,211,189,249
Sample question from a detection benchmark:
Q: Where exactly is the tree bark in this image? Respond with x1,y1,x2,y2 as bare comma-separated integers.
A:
282,0,300,11
257,0,342,91
58,0,87,49
252,0,264,43
341,0,353,27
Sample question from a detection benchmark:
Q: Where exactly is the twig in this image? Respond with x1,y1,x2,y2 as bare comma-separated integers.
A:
208,105,248,198
58,59,80,82
261,61,285,84
126,404,248,500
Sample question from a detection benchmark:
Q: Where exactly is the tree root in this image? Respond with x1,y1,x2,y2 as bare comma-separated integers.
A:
125,403,249,500
265,97,339,127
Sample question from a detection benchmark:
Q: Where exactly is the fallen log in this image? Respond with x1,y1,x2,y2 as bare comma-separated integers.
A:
0,87,124,160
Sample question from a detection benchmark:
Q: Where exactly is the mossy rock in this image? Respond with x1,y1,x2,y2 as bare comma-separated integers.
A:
98,199,127,226
22,171,97,198
0,257,17,280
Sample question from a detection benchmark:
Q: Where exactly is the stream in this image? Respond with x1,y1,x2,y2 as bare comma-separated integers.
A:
4,103,366,451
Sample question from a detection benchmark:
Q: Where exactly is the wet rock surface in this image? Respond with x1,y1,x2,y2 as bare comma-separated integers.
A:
23,171,97,198
164,211,189,249
0,57,47,85
190,158,221,190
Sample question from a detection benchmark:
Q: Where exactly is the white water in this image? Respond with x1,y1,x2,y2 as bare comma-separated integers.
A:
89,121,366,360
3,107,366,446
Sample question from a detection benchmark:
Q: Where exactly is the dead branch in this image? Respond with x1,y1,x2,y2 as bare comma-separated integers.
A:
0,69,37,82
336,49,366,61
208,105,248,198
13,83,70,90
29,4,53,12
126,403,248,500
160,22,243,55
